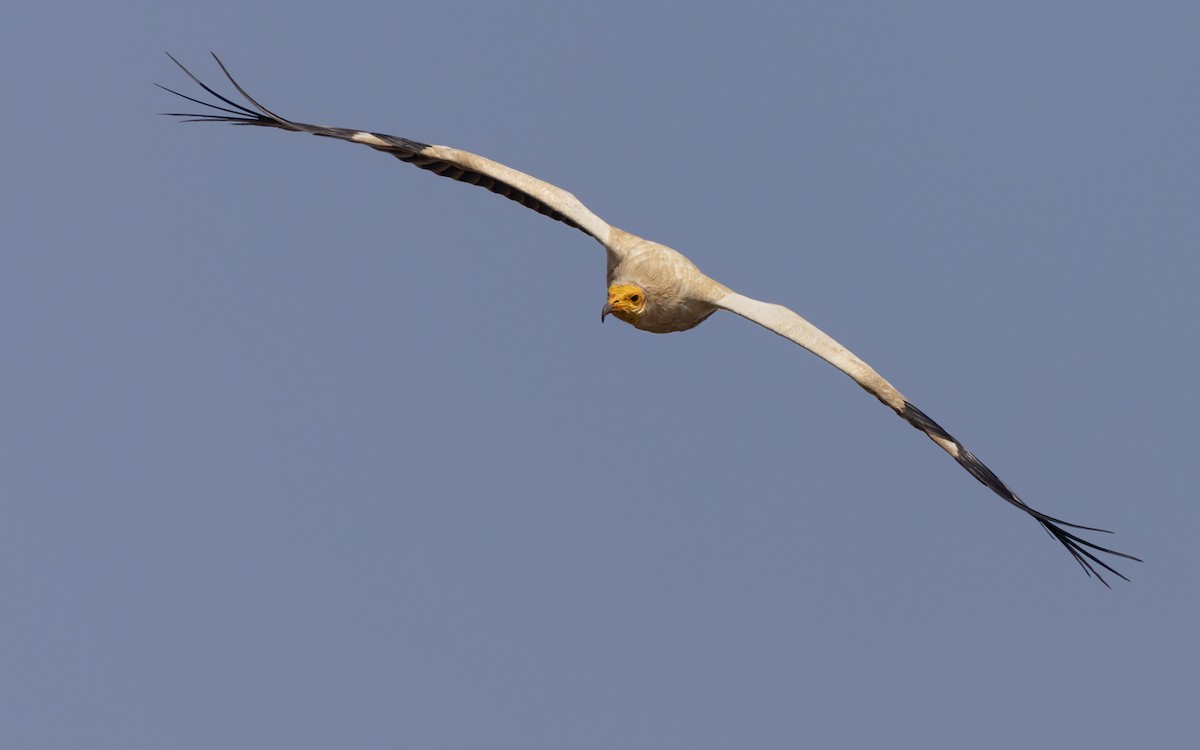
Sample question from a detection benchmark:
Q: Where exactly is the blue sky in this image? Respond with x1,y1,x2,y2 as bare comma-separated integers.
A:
3,2,1197,747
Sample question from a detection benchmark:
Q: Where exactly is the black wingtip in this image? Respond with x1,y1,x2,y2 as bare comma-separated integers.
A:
157,52,294,128
899,400,1140,586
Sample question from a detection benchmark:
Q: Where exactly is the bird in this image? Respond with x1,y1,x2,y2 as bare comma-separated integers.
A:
159,52,1140,585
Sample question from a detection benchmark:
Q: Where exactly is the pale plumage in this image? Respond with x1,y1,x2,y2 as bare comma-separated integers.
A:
159,53,1140,585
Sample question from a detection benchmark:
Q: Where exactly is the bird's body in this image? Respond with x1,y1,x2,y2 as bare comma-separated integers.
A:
160,53,1140,585
605,229,728,333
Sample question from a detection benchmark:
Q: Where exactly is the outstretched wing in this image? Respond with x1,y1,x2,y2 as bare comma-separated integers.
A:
714,291,1140,585
158,53,613,244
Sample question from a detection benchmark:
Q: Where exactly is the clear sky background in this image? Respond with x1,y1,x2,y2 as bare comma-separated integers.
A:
3,2,1197,747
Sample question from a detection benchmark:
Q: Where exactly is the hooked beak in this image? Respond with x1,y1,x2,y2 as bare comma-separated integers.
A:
601,301,613,322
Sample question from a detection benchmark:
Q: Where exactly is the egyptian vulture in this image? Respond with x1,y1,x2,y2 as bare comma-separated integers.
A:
159,53,1139,585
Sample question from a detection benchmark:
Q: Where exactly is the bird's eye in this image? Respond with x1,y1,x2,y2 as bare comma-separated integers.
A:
630,294,640,303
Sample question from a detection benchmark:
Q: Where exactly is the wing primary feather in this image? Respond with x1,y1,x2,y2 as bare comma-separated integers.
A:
162,53,265,122
899,401,1140,586
208,52,295,125
154,83,259,120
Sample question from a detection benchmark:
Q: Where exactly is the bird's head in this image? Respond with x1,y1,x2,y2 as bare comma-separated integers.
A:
601,284,647,325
